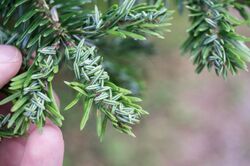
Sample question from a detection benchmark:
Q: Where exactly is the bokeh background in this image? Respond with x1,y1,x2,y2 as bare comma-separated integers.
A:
53,2,250,166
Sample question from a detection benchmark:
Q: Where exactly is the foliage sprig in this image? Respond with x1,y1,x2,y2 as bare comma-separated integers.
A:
65,39,148,138
0,0,249,142
182,0,250,77
0,0,171,139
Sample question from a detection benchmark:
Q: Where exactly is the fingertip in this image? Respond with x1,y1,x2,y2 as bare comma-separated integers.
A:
0,138,26,165
0,45,22,88
21,125,64,166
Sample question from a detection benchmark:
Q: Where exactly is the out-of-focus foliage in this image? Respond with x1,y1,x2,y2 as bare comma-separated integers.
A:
182,0,250,77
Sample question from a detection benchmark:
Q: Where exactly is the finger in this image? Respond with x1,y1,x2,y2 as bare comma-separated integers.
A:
21,124,64,166
0,45,22,88
0,138,26,166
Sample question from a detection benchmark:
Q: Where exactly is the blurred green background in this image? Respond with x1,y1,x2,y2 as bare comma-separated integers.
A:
53,2,250,166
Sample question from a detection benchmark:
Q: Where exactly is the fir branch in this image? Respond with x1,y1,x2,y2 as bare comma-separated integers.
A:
182,0,250,77
53,0,172,40
2,0,248,143
0,46,63,136
64,39,148,138
0,0,170,139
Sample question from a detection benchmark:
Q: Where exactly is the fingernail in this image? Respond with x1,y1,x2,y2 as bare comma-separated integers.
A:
0,45,21,63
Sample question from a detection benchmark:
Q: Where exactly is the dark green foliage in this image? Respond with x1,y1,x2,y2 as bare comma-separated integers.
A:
64,39,148,137
182,0,250,77
0,0,171,139
0,0,249,141
0,46,63,137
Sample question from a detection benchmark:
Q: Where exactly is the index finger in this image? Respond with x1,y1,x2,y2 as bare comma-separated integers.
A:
0,45,22,88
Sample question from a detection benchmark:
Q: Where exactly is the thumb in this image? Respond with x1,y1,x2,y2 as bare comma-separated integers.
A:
0,45,22,88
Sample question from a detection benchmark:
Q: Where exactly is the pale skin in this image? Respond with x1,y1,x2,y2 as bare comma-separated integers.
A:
0,45,64,166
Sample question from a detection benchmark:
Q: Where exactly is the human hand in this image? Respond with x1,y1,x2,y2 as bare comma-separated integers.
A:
0,45,64,166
